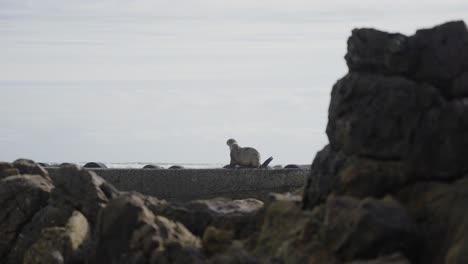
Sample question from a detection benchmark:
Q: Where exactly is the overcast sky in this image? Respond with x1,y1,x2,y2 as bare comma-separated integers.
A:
1,0,467,165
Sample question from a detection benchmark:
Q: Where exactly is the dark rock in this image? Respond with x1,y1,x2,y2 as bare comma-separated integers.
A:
345,28,414,75
284,164,300,169
143,195,264,239
50,165,119,225
303,145,345,209
0,175,53,261
59,163,76,168
451,71,468,97
327,72,443,159
346,21,468,97
94,194,203,264
252,200,336,263
406,101,468,179
143,164,164,169
409,21,468,94
37,162,50,168
346,253,411,264
83,162,108,168
169,165,185,169
333,156,409,199
396,177,468,263
12,159,50,180
323,195,417,261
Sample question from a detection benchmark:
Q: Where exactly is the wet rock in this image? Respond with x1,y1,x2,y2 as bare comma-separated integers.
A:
23,211,90,264
50,165,119,225
0,175,53,261
94,194,203,264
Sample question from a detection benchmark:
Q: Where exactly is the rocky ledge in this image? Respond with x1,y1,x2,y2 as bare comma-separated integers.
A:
1,21,468,264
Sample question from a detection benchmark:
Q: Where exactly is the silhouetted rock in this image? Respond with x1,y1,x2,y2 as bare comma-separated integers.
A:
346,20,468,98
169,165,185,169
83,162,108,168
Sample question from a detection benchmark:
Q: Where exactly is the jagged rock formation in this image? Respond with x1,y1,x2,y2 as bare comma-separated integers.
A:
303,20,468,263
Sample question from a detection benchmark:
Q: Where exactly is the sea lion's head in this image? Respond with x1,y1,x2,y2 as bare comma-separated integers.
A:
226,138,237,147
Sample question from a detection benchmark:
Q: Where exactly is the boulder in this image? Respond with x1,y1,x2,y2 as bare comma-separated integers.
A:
0,175,53,261
50,165,119,225
0,162,19,179
93,194,203,264
5,205,74,264
141,194,264,239
23,211,90,264
12,159,50,180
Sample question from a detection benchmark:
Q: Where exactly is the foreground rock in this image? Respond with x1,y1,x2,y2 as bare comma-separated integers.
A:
303,20,468,263
94,194,203,264
0,175,53,261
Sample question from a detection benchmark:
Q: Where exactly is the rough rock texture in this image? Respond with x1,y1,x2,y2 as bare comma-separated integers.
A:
302,20,468,264
153,197,263,239
50,165,119,225
0,175,53,261
23,211,90,264
93,193,203,264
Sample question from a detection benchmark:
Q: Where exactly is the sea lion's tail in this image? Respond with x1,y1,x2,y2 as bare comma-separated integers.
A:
261,156,273,168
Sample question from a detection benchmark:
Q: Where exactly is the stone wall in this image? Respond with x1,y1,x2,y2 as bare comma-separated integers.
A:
47,168,308,202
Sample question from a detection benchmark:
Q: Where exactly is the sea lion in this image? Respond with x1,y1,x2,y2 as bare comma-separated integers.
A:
226,138,273,168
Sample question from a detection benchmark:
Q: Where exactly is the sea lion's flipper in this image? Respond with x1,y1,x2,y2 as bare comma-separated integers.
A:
261,156,273,168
